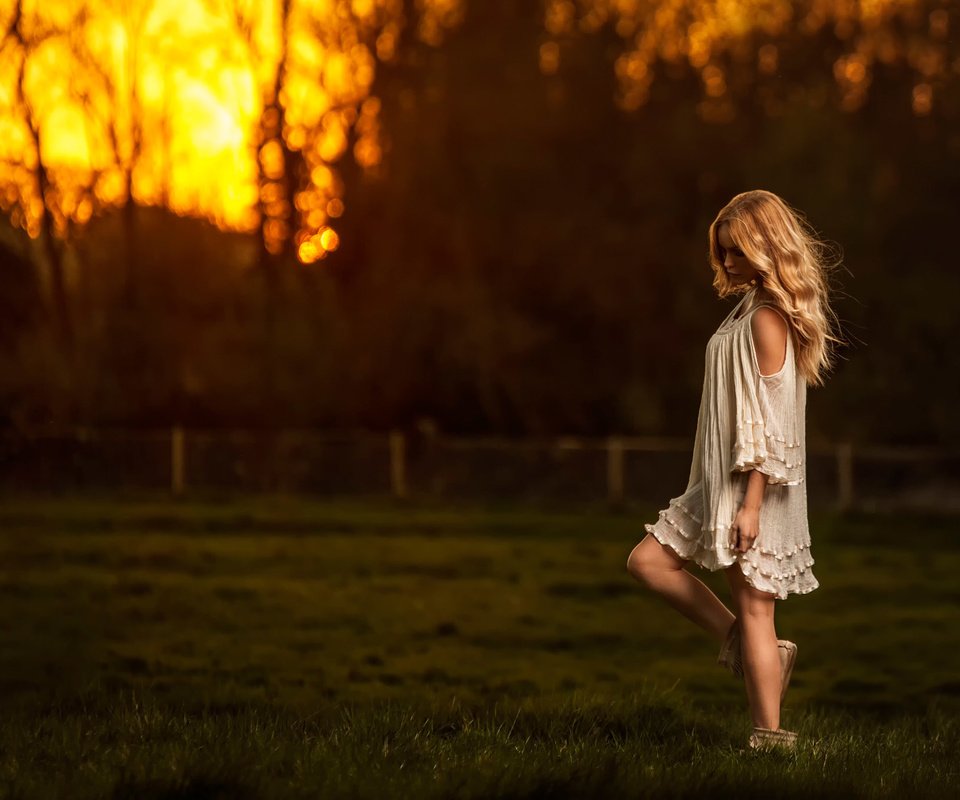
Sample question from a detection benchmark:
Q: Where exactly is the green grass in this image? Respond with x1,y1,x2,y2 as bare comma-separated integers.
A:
0,492,957,798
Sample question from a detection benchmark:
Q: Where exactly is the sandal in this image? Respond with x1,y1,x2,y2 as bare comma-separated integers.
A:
778,640,798,703
718,619,744,677
746,726,798,752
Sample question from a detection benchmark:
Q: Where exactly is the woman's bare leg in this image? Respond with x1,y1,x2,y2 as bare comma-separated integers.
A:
724,562,781,730
627,533,736,643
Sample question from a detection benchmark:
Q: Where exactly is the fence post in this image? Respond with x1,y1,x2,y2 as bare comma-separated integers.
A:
836,441,853,512
607,436,624,508
390,429,407,499
171,425,185,496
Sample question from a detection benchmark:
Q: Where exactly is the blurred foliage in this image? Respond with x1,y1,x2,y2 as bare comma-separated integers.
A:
1,1,958,443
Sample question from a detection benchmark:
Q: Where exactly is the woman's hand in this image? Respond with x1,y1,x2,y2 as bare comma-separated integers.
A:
732,469,767,552
731,503,761,553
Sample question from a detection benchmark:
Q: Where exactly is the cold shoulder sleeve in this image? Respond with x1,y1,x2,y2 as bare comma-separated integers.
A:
729,306,804,486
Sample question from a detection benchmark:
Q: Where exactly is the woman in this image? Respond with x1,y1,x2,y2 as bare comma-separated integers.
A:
626,189,841,753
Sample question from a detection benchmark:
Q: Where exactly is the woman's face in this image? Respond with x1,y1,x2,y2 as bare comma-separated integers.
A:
716,222,760,285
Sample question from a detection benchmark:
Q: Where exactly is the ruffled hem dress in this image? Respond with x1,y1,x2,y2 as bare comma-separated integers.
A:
643,287,819,600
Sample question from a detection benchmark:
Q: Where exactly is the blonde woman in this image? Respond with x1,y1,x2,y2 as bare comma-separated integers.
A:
626,190,841,753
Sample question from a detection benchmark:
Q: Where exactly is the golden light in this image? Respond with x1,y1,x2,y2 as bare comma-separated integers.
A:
0,0,465,260
929,9,949,39
353,137,381,168
318,227,339,251
375,26,398,61
259,140,285,181
306,208,327,227
298,239,320,263
0,0,953,262
539,41,560,76
702,64,726,98
310,164,335,190
758,44,779,75
548,0,953,120
545,0,575,36
41,106,91,167
913,82,932,115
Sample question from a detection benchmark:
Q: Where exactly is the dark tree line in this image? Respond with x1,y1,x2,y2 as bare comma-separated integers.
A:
1,2,958,445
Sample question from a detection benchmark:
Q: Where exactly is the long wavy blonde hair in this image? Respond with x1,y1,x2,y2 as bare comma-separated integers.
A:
708,190,844,388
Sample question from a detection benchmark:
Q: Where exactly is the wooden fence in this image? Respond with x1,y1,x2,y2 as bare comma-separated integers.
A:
2,426,957,512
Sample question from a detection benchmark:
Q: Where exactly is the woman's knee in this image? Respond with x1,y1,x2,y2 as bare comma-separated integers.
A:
736,588,776,621
738,599,775,624
627,534,684,585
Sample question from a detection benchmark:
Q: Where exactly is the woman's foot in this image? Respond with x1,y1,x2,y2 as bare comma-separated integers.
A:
717,618,743,676
745,726,798,752
778,640,797,703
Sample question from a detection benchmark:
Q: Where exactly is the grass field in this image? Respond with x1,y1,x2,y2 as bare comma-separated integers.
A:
0,493,957,798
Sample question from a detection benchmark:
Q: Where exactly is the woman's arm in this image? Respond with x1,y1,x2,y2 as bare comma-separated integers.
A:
733,460,769,553
732,307,790,552
741,468,768,513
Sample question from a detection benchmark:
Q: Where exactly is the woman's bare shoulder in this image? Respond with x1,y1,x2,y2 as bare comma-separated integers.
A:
749,306,789,376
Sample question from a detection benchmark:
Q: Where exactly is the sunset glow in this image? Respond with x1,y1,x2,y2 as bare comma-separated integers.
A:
0,0,463,261
543,0,954,118
0,0,953,262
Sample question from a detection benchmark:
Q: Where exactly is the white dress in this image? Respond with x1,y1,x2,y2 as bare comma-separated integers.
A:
643,286,819,599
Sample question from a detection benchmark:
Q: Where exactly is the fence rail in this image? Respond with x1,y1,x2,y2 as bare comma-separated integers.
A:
1,426,957,513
